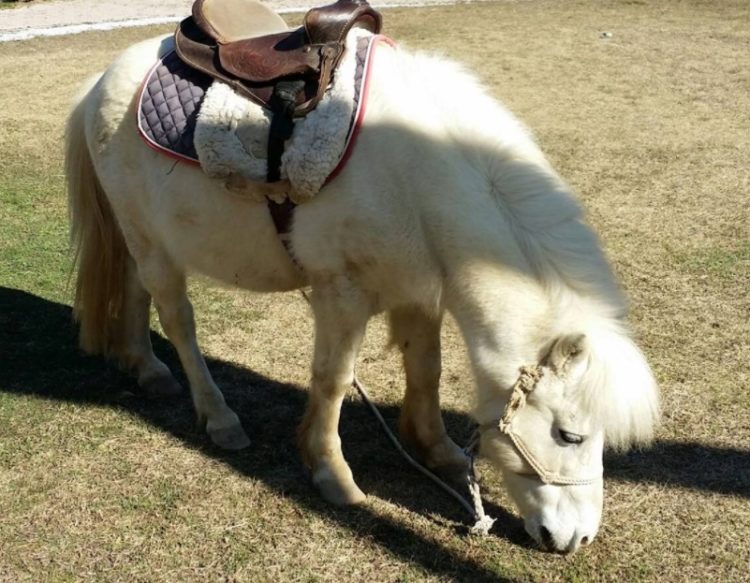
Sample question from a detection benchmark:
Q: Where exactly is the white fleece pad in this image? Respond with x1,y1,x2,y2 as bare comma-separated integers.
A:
194,28,373,203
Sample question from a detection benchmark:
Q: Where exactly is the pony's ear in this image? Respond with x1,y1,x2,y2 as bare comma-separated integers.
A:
544,333,589,373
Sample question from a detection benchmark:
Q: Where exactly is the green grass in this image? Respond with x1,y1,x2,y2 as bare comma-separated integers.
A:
671,243,750,279
0,175,70,293
1,1,749,582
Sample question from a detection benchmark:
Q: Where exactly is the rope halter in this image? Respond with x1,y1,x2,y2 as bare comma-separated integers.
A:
484,365,603,486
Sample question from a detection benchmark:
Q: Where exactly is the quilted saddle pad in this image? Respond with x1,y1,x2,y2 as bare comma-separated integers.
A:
137,50,209,164
136,33,394,197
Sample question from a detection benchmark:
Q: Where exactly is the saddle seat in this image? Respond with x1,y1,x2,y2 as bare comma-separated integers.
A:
174,0,383,183
194,0,289,43
176,0,382,113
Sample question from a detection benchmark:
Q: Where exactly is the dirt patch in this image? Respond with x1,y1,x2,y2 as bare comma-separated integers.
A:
0,0,489,34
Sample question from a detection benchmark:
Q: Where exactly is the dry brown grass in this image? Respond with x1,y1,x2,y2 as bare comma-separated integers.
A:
1,1,749,581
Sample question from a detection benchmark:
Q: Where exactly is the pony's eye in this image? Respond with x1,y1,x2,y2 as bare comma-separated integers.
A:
559,429,585,444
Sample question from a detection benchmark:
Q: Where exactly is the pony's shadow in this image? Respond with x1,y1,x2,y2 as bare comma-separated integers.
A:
3,287,749,579
1,286,523,582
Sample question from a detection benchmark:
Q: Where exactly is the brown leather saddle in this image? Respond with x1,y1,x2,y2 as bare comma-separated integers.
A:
175,0,382,182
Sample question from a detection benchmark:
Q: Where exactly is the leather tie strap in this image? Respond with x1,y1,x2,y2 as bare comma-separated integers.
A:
267,79,305,182
266,80,305,254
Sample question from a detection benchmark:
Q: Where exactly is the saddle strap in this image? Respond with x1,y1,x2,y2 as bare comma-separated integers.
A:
266,81,303,263
267,80,305,182
267,198,297,237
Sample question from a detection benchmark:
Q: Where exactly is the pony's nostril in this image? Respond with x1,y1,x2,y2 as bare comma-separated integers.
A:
539,525,553,547
580,535,590,546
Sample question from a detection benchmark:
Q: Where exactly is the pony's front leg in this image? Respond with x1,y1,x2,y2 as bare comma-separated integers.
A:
389,307,468,479
299,276,370,506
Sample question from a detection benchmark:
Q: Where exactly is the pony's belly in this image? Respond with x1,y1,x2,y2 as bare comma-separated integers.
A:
150,168,306,293
168,218,305,293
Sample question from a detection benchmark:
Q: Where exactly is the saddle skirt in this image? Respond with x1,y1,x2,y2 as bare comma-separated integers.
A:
137,30,392,202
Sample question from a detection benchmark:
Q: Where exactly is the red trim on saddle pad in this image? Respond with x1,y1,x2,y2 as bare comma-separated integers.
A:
137,131,202,166
135,34,394,181
326,35,395,185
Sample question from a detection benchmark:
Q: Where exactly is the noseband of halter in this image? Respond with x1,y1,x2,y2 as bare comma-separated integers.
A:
482,365,603,486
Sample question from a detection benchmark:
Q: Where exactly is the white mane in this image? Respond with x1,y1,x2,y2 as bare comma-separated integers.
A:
391,47,659,448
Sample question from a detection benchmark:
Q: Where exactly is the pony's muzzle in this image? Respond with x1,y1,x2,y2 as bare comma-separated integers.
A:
563,529,595,554
530,521,597,554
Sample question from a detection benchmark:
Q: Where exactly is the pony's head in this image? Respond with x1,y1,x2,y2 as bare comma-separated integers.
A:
480,331,659,553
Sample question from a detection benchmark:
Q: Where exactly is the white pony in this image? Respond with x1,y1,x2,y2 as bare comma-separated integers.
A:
66,32,659,553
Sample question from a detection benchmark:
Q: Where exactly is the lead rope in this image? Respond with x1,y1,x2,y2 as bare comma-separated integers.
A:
352,377,495,536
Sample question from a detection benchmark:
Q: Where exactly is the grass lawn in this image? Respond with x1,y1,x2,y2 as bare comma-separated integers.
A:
1,1,748,581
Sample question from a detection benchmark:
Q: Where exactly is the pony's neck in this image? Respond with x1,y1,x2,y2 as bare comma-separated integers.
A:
373,47,652,437
447,266,614,424
445,260,545,421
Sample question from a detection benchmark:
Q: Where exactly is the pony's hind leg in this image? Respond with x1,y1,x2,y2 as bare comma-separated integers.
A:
299,275,370,506
132,247,250,450
66,76,244,449
119,257,182,398
389,307,468,478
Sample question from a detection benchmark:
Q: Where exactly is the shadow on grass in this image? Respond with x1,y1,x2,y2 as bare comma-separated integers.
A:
605,444,750,498
3,287,749,579
0,286,524,582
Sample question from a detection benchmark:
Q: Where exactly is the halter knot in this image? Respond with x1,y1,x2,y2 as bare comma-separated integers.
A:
485,364,602,486
497,365,543,434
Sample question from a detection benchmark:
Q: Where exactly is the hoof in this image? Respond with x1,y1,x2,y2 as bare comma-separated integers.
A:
140,374,182,398
314,469,366,506
209,423,251,450
425,441,471,481
430,459,472,487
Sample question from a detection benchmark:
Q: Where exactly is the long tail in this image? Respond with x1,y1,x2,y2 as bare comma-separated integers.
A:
66,77,129,357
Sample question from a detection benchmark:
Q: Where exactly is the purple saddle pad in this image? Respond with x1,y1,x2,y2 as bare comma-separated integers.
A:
137,50,210,163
